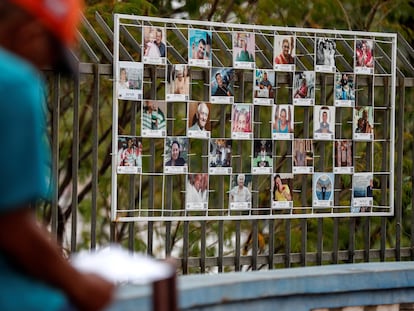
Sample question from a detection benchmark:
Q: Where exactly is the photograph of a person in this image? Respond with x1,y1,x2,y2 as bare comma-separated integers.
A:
274,35,295,70
293,71,315,105
334,140,353,172
210,68,234,103
141,100,166,137
189,29,212,67
166,64,190,101
335,73,355,105
229,174,252,209
164,137,188,173
354,106,374,140
355,39,374,70
352,173,374,212
209,139,232,174
252,140,272,174
254,69,274,104
272,104,293,139
117,136,142,174
293,139,314,173
315,38,336,72
117,61,143,101
313,173,334,206
232,104,252,139
143,26,166,64
186,173,209,209
314,106,334,140
272,174,292,202
188,102,211,139
233,32,255,68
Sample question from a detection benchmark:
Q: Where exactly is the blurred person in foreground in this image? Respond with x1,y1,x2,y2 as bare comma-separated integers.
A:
0,0,114,310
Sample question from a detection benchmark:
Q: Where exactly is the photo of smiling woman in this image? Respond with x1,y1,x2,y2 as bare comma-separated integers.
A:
164,137,188,174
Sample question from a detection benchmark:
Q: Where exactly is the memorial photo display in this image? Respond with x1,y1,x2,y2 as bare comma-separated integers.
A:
112,15,396,221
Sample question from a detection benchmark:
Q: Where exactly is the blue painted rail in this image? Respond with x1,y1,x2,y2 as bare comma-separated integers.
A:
107,262,414,311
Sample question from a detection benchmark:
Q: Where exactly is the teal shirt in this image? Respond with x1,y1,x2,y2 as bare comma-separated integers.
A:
0,48,67,310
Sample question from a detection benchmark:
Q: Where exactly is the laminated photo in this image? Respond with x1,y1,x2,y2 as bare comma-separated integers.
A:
254,69,275,105
293,71,315,106
209,139,232,175
233,32,255,69
117,61,143,101
141,101,167,137
117,136,142,174
166,64,190,102
143,26,167,65
274,35,295,72
189,29,212,68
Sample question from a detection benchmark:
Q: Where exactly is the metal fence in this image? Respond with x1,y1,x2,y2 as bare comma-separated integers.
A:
45,12,414,274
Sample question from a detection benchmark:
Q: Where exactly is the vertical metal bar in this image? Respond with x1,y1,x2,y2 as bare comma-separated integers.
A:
395,77,404,261
381,218,386,261
317,219,323,265
268,219,274,269
349,218,356,262
235,221,241,271
218,220,224,272
183,221,189,274
333,218,339,264
51,74,60,237
251,220,258,270
300,219,307,266
90,64,100,250
111,14,120,226
147,140,156,256
285,220,291,267
380,77,390,262
201,221,206,273
364,217,370,262
71,72,80,252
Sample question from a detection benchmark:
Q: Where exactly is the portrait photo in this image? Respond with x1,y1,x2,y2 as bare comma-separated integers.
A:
293,139,314,173
166,64,190,101
293,71,315,105
272,104,293,140
354,106,374,140
233,32,255,68
315,38,336,72
314,106,335,140
143,26,166,64
355,39,374,71
117,136,142,174
189,29,212,67
335,73,355,106
352,173,374,212
254,69,274,104
187,102,211,139
334,140,353,174
232,104,252,139
141,100,166,137
210,67,235,102
313,173,334,206
252,139,272,174
209,139,232,174
186,173,209,209
164,137,188,174
272,173,293,206
229,174,252,210
274,35,295,71
117,61,143,101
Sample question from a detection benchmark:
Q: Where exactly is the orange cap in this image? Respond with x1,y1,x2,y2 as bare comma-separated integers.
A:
10,0,83,48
